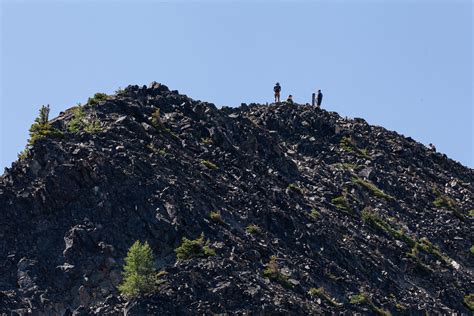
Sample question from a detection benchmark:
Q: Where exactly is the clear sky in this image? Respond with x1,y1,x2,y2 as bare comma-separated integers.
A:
1,0,472,169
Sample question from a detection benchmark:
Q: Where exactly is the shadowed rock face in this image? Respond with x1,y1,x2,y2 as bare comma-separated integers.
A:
0,83,473,315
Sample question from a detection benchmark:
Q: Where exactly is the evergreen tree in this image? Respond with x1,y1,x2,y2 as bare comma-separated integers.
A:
119,241,156,297
28,104,62,146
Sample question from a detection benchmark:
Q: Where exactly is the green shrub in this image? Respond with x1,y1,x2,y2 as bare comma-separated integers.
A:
151,108,161,128
158,149,167,157
470,245,474,255
310,208,320,219
28,105,63,146
469,210,474,217
350,293,367,304
201,137,213,145
68,106,101,134
87,92,108,105
119,241,156,298
246,224,262,235
175,233,215,260
201,159,218,170
332,195,348,210
68,107,85,133
210,211,224,224
395,303,407,311
464,293,474,311
84,118,101,133
263,256,292,288
433,195,456,209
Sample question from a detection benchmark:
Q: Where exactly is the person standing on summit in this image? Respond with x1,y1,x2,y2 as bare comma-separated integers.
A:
316,89,323,107
274,82,281,103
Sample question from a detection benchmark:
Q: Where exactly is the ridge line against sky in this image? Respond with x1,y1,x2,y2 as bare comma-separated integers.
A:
1,0,472,168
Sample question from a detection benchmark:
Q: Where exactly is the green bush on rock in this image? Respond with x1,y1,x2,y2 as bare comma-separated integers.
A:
175,233,216,260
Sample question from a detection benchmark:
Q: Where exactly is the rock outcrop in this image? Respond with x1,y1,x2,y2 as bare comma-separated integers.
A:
1,83,473,315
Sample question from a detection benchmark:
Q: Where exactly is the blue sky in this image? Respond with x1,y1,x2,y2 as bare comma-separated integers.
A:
1,0,472,169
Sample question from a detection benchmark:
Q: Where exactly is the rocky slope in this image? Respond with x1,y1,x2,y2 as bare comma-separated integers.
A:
0,82,473,315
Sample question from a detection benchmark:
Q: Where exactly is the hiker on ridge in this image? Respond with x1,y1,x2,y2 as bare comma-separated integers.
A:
274,82,281,103
316,89,323,107
286,95,294,104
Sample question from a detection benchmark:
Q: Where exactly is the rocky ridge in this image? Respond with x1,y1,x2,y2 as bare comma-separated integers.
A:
0,82,473,315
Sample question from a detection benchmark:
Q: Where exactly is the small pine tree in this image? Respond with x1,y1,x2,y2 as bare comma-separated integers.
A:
28,104,62,146
119,241,156,297
37,104,50,125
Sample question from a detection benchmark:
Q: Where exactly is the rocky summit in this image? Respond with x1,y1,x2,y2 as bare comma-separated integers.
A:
1,83,473,315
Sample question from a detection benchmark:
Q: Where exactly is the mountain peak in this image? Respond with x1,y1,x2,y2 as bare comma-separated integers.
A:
1,83,473,314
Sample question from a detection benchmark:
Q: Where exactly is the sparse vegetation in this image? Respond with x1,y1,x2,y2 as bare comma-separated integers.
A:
175,233,215,260
470,245,474,255
432,189,456,210
310,208,320,219
349,293,391,316
201,159,218,170
263,256,292,288
158,149,168,157
342,162,358,170
18,149,30,161
68,107,85,133
359,211,454,269
352,177,394,200
68,106,101,134
87,92,108,106
287,183,303,194
201,137,213,145
432,187,465,220
28,105,63,146
119,241,156,297
464,293,474,310
146,143,158,153
151,108,161,128
308,287,340,307
350,293,366,304
246,224,262,235
332,195,348,210
209,211,224,224
361,210,416,247
395,303,407,311
406,243,434,273
340,136,370,159
84,117,101,133
418,237,451,264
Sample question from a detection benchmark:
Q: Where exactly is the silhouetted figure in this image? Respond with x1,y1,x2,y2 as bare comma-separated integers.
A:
317,89,323,107
274,83,281,103
428,143,436,152
286,95,294,104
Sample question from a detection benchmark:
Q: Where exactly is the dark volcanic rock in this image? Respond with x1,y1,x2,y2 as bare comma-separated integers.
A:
1,83,473,315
